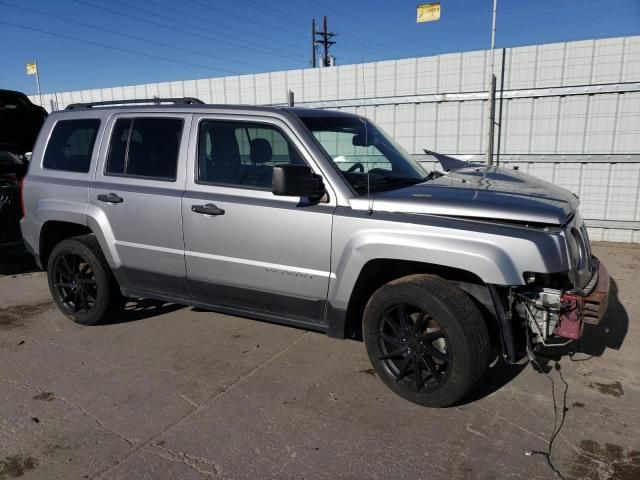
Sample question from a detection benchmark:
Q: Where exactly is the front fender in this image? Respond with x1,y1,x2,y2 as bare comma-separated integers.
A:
327,212,569,312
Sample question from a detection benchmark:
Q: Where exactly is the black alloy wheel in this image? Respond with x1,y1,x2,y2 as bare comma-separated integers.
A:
47,235,119,325
363,274,490,407
375,302,450,394
52,253,98,315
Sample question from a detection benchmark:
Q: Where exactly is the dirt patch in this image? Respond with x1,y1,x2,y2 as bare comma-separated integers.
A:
32,392,55,402
588,381,624,398
569,440,640,480
0,454,38,478
0,302,53,330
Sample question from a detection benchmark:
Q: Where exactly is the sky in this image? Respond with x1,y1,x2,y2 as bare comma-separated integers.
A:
1,0,639,95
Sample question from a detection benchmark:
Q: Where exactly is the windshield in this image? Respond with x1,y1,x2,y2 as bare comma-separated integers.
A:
299,115,429,194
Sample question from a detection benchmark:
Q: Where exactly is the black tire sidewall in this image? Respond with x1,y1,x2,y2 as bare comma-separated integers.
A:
47,237,112,326
363,278,485,407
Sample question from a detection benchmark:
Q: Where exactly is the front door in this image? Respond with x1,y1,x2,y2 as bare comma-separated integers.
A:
182,114,335,325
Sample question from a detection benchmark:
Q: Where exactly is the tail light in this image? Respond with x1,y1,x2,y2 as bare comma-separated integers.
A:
20,177,26,217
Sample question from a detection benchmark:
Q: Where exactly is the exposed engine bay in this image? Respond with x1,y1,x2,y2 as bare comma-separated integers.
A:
513,259,610,350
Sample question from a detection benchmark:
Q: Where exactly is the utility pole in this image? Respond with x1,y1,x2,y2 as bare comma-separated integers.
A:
486,0,498,165
312,15,336,67
311,18,317,68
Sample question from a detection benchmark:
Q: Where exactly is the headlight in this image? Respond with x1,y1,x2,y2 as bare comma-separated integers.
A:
566,227,587,271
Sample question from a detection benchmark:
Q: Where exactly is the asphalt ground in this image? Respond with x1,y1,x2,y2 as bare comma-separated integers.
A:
1,242,639,480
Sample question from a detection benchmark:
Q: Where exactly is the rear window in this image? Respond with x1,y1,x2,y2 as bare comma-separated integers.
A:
43,119,100,173
105,118,183,181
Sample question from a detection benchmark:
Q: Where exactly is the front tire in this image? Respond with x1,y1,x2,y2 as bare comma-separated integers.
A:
363,274,490,407
47,235,118,325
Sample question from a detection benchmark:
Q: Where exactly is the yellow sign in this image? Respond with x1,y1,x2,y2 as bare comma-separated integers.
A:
26,63,38,75
417,2,441,23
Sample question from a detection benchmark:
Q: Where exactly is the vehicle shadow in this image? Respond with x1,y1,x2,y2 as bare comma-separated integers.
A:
102,297,185,325
0,243,39,276
569,277,628,357
456,359,528,406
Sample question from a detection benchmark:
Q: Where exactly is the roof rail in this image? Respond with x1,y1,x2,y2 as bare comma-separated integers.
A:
65,97,204,110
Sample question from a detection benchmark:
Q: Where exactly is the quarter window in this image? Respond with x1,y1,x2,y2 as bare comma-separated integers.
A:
197,120,305,189
106,118,183,181
43,119,100,173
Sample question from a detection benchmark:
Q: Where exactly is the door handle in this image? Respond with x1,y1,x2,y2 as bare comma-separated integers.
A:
97,193,124,204
191,203,225,216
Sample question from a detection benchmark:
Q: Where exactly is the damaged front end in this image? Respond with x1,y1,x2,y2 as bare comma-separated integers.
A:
514,260,610,350
511,214,610,354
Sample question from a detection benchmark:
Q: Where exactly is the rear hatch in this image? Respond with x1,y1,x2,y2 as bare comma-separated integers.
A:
1,90,47,244
0,89,47,177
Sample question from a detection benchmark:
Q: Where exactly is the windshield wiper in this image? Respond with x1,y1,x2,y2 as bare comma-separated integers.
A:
374,175,430,186
351,175,426,193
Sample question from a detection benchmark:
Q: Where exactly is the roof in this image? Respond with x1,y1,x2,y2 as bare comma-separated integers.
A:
59,98,360,119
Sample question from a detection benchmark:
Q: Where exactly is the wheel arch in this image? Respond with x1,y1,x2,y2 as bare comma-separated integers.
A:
327,258,513,360
39,220,93,268
38,207,118,271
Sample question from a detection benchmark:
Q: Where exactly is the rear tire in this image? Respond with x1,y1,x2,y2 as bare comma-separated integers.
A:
47,235,119,325
363,274,490,407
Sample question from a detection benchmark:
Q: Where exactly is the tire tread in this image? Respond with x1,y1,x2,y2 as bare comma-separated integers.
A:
363,274,491,406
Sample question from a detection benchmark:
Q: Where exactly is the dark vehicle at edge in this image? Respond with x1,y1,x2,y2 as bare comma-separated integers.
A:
0,89,47,245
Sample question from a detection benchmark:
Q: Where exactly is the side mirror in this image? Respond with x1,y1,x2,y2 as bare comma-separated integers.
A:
272,165,325,199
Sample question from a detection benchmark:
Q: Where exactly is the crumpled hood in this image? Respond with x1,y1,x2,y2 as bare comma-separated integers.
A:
371,165,579,226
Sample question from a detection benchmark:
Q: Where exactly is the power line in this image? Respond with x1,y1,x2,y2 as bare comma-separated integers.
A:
184,0,304,38
0,1,283,73
234,0,301,22
72,0,303,62
0,20,240,76
110,0,303,56
189,0,299,31
139,0,305,52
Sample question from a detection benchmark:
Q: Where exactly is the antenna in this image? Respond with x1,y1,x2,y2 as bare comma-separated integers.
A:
359,42,373,215
311,18,316,68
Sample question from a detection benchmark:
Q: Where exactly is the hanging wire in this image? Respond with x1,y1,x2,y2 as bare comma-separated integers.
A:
527,359,570,480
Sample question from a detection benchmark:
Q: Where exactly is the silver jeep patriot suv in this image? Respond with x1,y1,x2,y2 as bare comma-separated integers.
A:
20,98,610,407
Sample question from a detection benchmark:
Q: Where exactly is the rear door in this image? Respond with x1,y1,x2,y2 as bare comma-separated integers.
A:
182,113,335,325
90,112,191,298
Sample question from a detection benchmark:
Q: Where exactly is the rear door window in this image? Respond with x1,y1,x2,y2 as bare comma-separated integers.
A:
43,119,100,173
106,118,183,181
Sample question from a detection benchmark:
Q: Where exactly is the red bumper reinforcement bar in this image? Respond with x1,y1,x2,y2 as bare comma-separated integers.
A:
554,262,610,340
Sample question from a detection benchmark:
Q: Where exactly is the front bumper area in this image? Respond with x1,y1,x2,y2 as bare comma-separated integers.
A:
582,261,610,325
554,260,610,340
